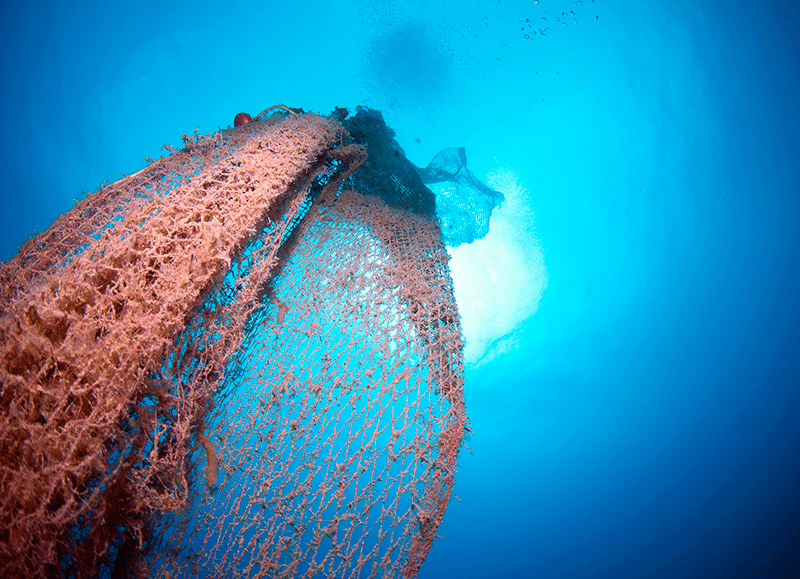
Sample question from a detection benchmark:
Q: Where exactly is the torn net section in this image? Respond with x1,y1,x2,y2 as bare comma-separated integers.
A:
341,106,503,247
0,110,467,579
416,147,504,247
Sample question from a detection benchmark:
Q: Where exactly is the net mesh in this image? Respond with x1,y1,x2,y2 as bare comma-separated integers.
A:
0,110,467,579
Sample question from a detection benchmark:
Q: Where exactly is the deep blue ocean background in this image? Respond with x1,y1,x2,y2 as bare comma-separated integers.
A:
1,1,798,577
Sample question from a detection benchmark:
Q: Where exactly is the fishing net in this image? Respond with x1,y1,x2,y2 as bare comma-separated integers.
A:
0,107,469,579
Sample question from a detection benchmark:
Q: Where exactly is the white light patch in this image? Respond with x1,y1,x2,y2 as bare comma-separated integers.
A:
448,169,548,368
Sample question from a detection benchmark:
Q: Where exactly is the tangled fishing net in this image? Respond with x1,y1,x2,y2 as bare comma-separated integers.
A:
0,105,494,578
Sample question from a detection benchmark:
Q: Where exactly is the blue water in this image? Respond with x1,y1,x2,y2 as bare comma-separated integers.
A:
1,1,798,577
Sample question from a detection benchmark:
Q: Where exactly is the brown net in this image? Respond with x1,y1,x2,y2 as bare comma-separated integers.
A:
0,109,467,578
